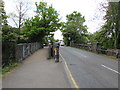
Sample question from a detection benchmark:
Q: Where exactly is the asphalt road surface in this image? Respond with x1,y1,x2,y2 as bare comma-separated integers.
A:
60,46,119,88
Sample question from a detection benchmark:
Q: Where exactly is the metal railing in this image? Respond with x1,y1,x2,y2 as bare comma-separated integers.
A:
16,42,41,62
2,42,42,67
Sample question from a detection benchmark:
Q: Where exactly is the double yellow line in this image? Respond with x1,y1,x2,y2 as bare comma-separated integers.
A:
60,53,80,90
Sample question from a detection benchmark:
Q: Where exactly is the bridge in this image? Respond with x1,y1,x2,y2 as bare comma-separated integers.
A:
2,45,119,89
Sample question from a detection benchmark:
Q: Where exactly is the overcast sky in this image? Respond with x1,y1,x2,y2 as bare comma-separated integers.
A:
3,0,108,40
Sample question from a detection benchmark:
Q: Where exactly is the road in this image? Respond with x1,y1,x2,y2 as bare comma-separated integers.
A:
60,46,119,88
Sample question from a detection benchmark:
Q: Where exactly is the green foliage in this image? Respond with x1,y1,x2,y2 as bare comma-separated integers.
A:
2,61,20,75
103,2,120,49
0,0,8,25
90,2,120,49
62,11,88,45
55,39,59,42
2,67,10,74
23,2,61,43
2,27,19,42
0,0,19,42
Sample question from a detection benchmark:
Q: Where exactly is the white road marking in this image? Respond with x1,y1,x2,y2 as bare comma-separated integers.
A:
101,64,120,75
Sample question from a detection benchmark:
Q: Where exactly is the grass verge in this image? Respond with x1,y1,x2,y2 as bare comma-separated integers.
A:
0,61,21,76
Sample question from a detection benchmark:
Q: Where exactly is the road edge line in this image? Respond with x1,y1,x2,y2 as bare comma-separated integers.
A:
60,53,79,89
101,64,120,74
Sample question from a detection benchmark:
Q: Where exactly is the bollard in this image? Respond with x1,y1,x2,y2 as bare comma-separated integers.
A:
56,45,59,62
51,44,54,57
48,42,60,62
48,44,52,59
54,43,60,62
48,43,54,59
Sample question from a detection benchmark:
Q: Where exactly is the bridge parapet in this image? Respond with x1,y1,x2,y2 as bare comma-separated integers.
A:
2,42,42,67
73,43,120,58
16,42,42,62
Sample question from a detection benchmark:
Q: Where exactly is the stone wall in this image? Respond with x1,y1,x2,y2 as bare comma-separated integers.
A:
73,43,120,58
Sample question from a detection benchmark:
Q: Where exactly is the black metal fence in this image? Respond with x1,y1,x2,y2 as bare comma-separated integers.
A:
2,42,42,67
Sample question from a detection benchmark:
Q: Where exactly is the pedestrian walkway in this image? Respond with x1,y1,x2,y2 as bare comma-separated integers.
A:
2,48,71,88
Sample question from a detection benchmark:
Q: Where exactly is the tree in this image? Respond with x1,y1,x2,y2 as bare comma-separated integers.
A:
1,0,19,42
10,0,30,31
0,0,7,26
0,0,6,41
90,2,120,49
62,11,88,46
23,2,61,43
105,2,120,49
100,2,120,49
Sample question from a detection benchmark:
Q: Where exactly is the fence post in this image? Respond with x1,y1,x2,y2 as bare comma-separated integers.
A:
23,44,25,59
48,44,52,59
